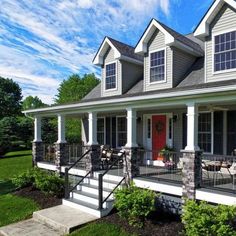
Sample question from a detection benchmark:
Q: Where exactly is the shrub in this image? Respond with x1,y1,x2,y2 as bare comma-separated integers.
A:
12,168,64,197
12,169,35,188
34,171,64,197
114,182,156,228
182,200,236,236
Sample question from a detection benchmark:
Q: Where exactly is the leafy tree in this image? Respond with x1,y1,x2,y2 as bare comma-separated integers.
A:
55,73,100,104
0,77,22,119
22,96,46,110
55,73,100,143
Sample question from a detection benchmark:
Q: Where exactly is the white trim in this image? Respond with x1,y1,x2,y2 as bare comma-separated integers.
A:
194,0,236,38
23,85,236,115
93,37,121,65
211,29,236,75
148,48,167,85
135,19,175,54
104,61,118,91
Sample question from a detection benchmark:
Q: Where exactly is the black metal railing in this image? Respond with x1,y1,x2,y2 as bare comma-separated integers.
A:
138,149,182,183
201,154,236,193
68,144,86,165
64,149,91,199
97,151,125,210
42,144,56,163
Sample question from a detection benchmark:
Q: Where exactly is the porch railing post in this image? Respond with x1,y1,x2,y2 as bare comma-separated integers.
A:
98,173,103,210
64,167,69,199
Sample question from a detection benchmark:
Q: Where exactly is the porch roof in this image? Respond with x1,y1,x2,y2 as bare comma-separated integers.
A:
23,78,236,117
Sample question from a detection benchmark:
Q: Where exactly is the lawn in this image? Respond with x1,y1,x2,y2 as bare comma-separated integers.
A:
0,150,38,227
69,222,136,236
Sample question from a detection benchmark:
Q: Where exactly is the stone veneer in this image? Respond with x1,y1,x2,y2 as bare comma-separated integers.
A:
54,142,69,172
84,144,101,173
32,141,44,166
123,147,140,184
181,150,202,200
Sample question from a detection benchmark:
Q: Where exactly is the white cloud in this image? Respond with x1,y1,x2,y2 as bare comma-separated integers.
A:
0,0,173,104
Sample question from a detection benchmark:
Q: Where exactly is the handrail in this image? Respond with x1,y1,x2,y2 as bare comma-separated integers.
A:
102,177,125,206
68,149,91,171
64,149,91,199
98,151,125,210
102,151,125,177
70,171,91,192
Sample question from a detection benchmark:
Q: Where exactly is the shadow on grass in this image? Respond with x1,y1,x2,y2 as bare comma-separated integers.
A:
0,180,16,195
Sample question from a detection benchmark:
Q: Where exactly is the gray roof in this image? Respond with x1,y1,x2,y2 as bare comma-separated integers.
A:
82,83,101,101
107,37,143,62
156,20,204,55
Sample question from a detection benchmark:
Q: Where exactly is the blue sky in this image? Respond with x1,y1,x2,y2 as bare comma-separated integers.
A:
0,0,213,104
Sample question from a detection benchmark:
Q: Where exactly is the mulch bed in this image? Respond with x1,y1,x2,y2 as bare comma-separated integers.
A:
13,186,62,209
99,209,184,236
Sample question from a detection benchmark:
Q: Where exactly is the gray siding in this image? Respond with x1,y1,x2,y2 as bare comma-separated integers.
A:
101,47,122,97
206,4,236,83
121,61,143,93
173,48,196,87
173,110,185,152
144,30,173,91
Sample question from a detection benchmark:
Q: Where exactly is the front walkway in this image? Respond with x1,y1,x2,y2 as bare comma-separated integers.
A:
0,205,98,236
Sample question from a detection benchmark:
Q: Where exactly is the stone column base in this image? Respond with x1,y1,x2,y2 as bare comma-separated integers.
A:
84,144,101,173
54,142,69,172
123,147,140,184
181,150,202,201
32,141,44,166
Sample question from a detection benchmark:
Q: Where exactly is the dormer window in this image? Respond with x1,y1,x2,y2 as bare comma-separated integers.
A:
214,30,236,72
105,62,116,90
150,49,165,83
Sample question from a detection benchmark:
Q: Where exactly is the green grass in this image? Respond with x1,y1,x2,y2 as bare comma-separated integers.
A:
69,222,136,236
0,194,39,227
0,150,32,181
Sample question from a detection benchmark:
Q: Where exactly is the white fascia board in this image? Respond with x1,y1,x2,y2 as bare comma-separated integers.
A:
135,19,174,54
194,0,236,38
23,84,236,115
93,37,121,66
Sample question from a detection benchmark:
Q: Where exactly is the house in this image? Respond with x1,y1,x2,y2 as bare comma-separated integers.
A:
24,0,236,217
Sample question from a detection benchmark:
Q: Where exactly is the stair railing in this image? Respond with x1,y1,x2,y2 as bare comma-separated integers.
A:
64,149,91,199
98,151,126,210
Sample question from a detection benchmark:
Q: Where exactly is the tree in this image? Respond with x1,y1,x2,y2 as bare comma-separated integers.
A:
55,73,100,104
22,96,46,110
0,77,22,119
55,73,100,143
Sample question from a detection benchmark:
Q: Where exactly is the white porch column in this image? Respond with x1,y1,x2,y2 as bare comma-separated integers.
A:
185,102,200,151
33,116,42,142
57,114,66,143
87,111,98,145
125,107,138,148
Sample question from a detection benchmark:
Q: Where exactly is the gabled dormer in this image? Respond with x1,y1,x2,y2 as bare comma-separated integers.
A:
93,37,143,97
194,0,236,83
135,19,204,92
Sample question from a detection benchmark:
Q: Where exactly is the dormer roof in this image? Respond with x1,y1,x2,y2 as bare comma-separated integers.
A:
194,0,236,39
93,37,143,66
135,18,204,56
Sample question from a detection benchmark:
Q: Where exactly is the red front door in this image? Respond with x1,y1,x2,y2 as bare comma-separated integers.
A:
152,115,166,160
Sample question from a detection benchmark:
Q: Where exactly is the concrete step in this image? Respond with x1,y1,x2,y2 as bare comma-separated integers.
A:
63,198,112,218
71,190,113,206
33,205,98,234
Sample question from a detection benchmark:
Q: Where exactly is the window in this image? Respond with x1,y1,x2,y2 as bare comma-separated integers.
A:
214,31,236,72
97,118,105,144
147,118,151,139
105,63,116,89
198,113,212,153
150,50,165,82
117,117,127,147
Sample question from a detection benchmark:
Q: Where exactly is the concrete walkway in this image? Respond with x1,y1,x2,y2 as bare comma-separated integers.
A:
0,205,98,236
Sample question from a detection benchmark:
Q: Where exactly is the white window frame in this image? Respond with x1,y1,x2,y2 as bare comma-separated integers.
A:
116,115,127,148
104,61,118,91
97,117,106,145
148,47,167,85
212,28,236,75
198,111,214,154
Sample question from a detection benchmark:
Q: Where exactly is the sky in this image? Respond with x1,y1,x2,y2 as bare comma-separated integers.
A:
0,0,213,104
